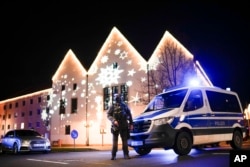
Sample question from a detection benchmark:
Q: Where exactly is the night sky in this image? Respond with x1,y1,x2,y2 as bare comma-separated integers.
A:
1,1,250,107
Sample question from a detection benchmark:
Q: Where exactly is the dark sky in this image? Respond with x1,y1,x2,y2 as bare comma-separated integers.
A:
1,1,250,107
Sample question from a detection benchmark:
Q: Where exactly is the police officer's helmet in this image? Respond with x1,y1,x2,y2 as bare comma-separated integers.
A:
114,94,123,103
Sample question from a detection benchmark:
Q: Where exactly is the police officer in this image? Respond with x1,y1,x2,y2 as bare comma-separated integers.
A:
107,94,133,160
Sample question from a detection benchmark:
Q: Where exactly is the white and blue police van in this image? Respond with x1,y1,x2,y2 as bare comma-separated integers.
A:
128,86,247,156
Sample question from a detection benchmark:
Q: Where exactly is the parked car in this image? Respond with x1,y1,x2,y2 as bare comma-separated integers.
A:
1,129,51,154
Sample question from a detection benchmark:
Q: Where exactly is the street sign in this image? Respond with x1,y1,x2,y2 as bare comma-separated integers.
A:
71,129,78,139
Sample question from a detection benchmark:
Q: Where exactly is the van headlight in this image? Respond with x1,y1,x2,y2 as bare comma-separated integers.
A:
154,117,174,126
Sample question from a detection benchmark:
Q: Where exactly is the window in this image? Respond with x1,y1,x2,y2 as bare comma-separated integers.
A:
113,62,118,69
8,114,11,119
36,122,40,128
61,85,65,91
29,110,33,116
37,109,41,115
28,122,32,128
146,89,188,112
45,120,49,126
38,97,41,103
15,102,19,108
30,99,33,104
111,86,119,105
9,103,12,109
112,86,119,95
22,100,26,106
21,112,25,117
120,85,129,103
59,99,66,114
103,87,111,110
73,83,77,90
47,95,50,101
206,91,241,112
184,89,203,111
71,98,77,113
65,125,70,135
46,107,50,114
21,122,25,129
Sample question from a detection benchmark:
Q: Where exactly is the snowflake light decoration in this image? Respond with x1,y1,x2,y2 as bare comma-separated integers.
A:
119,51,128,60
101,55,109,63
96,65,124,87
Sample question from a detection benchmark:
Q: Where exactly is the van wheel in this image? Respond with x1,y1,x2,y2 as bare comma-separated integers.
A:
134,147,151,155
173,131,192,156
230,130,243,149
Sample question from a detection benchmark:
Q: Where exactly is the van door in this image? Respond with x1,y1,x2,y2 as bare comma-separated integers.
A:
183,89,208,128
183,89,210,144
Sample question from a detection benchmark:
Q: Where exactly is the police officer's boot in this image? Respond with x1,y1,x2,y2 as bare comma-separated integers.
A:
111,154,116,160
124,154,131,159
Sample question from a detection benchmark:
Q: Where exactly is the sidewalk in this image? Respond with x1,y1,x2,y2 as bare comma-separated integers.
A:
2,138,248,154
51,139,250,152
51,144,121,152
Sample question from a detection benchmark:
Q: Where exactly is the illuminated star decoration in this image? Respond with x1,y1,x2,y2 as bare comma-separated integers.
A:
95,65,124,87
127,60,132,65
141,77,146,82
129,92,141,105
101,55,109,63
128,69,136,76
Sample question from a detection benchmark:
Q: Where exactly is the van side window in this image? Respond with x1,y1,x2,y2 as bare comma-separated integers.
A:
206,90,241,113
184,89,203,111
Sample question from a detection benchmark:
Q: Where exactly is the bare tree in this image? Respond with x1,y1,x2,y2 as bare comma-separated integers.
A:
140,40,196,103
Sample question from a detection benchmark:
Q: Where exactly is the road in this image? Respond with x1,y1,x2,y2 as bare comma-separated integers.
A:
0,142,250,167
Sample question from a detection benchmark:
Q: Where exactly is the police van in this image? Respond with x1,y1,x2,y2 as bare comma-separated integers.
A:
128,86,247,156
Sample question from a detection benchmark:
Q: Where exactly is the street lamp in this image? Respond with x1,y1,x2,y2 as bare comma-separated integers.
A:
85,74,89,146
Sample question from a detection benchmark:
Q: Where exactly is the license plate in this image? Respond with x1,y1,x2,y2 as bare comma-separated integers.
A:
33,144,44,147
131,141,143,146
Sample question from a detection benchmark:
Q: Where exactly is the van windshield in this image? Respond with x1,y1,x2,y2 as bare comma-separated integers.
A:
145,89,188,112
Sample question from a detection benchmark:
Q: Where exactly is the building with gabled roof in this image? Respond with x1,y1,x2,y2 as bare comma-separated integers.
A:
0,27,212,146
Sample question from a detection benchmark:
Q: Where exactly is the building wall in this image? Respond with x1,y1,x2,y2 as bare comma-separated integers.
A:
0,89,50,138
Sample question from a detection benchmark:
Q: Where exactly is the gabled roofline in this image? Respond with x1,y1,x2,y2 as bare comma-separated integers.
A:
52,49,87,81
0,88,52,103
88,26,147,75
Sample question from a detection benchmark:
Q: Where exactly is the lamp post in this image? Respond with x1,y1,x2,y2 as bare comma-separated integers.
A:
85,74,89,146
147,64,150,103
